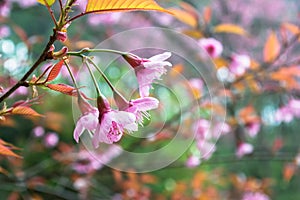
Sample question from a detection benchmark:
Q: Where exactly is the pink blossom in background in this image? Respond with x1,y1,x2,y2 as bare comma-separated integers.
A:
185,155,201,168
236,142,253,158
245,122,260,138
193,119,210,141
87,13,122,26
242,192,270,200
0,1,11,17
189,78,204,91
0,25,10,38
125,97,159,125
32,126,45,137
212,122,231,138
288,99,300,117
198,38,223,58
123,52,172,97
197,141,216,160
229,54,251,76
275,106,294,123
44,132,59,148
15,0,37,8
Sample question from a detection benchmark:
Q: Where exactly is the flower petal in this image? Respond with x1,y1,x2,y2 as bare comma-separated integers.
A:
131,97,159,111
74,119,85,143
149,52,172,62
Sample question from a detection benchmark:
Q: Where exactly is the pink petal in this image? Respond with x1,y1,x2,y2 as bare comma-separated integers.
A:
148,52,172,62
131,97,159,111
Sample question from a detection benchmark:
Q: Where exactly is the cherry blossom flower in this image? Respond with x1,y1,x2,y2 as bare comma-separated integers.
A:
275,99,300,123
44,132,59,148
32,126,45,138
242,192,270,200
245,122,260,138
186,155,201,168
198,38,223,58
236,142,253,158
93,96,138,148
73,101,99,143
229,54,251,76
125,97,159,125
123,52,172,97
0,25,10,38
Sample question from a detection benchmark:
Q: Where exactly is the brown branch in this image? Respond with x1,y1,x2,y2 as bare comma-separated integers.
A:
0,31,57,104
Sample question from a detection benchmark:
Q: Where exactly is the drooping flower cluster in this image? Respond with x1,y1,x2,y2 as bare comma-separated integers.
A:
73,52,172,148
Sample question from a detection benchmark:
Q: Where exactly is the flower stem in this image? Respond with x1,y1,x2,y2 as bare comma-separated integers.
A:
67,48,128,57
84,58,101,97
63,59,79,89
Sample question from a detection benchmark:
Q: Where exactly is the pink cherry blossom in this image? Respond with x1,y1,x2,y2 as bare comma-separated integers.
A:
125,97,159,124
0,25,10,38
236,142,253,158
198,38,223,58
186,155,201,168
245,122,260,138
242,192,270,200
44,132,59,148
275,106,293,123
123,52,172,97
73,103,99,143
92,110,137,148
229,54,251,76
32,126,45,137
288,99,300,117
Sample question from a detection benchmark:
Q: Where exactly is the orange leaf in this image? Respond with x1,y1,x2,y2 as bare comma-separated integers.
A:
46,60,64,82
281,23,300,35
263,31,280,62
46,83,76,96
168,8,198,28
203,7,212,24
214,24,247,36
0,139,22,158
86,0,171,14
11,106,43,117
283,163,296,182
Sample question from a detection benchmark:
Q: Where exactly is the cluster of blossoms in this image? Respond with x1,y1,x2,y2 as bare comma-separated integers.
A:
198,37,251,81
275,98,300,123
32,126,59,148
73,52,172,148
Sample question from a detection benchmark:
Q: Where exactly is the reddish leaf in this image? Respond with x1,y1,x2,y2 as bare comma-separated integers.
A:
0,139,22,158
46,83,76,96
46,60,64,82
263,31,280,62
11,106,43,117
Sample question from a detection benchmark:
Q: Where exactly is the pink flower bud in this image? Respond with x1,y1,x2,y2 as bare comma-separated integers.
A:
32,126,45,137
236,142,253,158
229,54,251,76
57,31,67,42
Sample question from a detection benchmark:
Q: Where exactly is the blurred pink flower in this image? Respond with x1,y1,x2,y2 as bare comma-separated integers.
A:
0,25,10,38
242,192,270,200
32,126,45,137
123,52,172,97
44,132,59,148
197,141,216,160
236,142,253,158
288,99,300,117
245,122,260,138
15,0,37,8
125,97,159,125
88,13,122,26
275,106,293,123
229,54,251,76
189,78,204,90
198,38,223,58
0,1,11,17
186,155,201,168
193,119,210,140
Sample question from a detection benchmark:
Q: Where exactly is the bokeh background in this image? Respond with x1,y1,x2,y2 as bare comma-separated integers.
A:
1,0,300,199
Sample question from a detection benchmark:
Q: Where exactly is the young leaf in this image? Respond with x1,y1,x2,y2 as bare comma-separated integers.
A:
45,60,64,82
168,8,198,28
86,0,171,14
263,31,280,63
46,83,77,96
11,106,43,117
0,139,22,158
37,0,56,6
214,24,247,36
